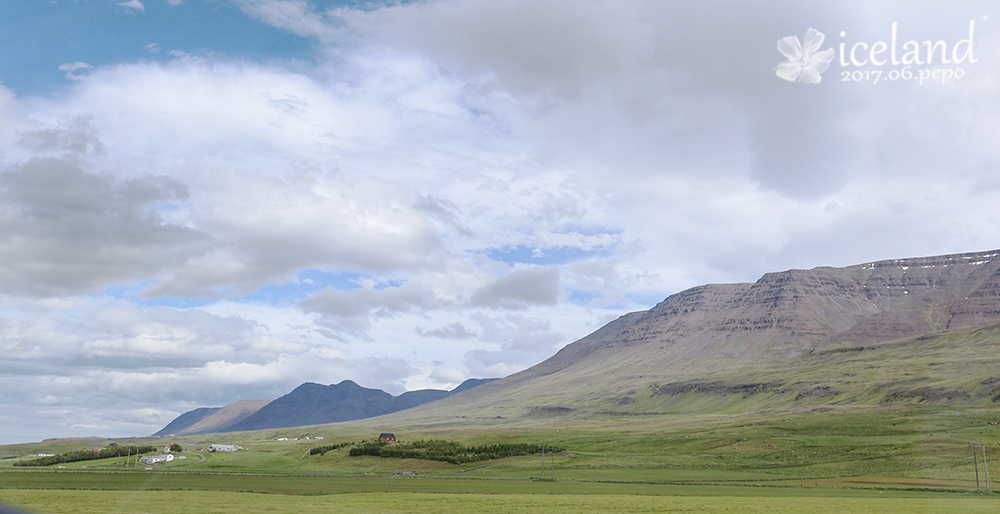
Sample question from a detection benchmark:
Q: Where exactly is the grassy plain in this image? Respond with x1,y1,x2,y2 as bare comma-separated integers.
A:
4,405,1000,481
3,488,999,514
3,404,999,512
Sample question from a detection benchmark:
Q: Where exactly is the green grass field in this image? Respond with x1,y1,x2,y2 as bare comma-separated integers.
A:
2,404,999,513
2,488,999,514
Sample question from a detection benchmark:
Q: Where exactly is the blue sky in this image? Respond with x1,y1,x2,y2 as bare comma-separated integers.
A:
1,1,316,95
0,0,998,444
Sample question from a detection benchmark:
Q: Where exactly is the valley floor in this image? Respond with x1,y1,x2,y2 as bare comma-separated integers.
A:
3,404,1000,513
1,475,998,514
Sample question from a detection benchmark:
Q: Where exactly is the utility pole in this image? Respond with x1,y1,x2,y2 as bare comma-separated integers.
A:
973,443,981,492
299,447,313,475
946,436,991,493
968,442,990,493
982,443,990,494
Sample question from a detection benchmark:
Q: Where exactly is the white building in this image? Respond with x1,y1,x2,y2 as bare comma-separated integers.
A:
208,444,239,452
139,454,174,464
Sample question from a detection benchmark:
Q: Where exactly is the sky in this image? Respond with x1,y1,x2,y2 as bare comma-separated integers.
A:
0,0,998,444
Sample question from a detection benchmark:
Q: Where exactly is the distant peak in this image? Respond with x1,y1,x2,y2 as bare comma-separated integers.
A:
292,382,325,390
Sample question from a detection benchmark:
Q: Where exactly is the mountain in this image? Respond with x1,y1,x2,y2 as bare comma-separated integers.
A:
153,399,272,436
154,378,497,435
153,407,219,437
387,249,1000,420
225,380,478,431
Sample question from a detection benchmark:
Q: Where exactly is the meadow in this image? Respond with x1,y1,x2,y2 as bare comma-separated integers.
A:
2,404,999,512
2,487,999,514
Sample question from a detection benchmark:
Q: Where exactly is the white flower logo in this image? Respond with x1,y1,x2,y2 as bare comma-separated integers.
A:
775,28,835,84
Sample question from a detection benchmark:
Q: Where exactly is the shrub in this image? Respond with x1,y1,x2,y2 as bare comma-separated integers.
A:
309,442,355,456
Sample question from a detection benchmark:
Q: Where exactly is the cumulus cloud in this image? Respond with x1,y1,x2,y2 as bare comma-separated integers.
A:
325,1,898,200
414,322,476,339
16,116,105,156
300,285,437,337
0,157,203,297
471,267,560,309
429,366,468,385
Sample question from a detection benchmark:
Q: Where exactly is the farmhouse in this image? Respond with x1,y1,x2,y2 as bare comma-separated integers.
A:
208,444,239,452
378,433,396,442
139,454,174,464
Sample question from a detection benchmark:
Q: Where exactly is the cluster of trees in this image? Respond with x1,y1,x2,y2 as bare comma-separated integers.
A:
309,442,355,456
348,439,559,464
14,445,158,467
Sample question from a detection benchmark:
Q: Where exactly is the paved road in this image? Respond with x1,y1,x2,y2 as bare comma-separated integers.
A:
183,450,206,463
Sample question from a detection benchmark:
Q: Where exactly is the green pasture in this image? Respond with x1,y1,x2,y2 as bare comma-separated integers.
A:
3,404,1000,513
3,405,999,484
1,483,998,514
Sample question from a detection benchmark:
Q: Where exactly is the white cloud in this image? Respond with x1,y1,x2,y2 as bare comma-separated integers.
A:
118,0,145,12
0,155,203,297
429,367,468,385
471,267,560,310
414,322,476,339
231,0,334,40
58,62,94,81
300,285,437,337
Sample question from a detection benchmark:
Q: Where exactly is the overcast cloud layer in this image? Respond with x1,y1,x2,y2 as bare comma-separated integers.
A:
1,0,998,444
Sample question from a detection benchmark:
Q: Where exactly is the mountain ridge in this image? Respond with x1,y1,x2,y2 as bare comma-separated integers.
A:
380,249,1000,421
154,378,497,436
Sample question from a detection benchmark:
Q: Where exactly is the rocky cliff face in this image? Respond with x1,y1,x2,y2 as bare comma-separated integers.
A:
409,249,1000,417
556,249,1000,372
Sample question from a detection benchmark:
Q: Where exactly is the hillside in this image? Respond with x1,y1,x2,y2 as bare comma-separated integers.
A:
154,399,273,436
152,407,220,437
386,249,1000,421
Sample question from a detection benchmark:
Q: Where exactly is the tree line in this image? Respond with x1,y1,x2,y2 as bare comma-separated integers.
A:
348,439,560,464
309,442,356,456
14,445,158,467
